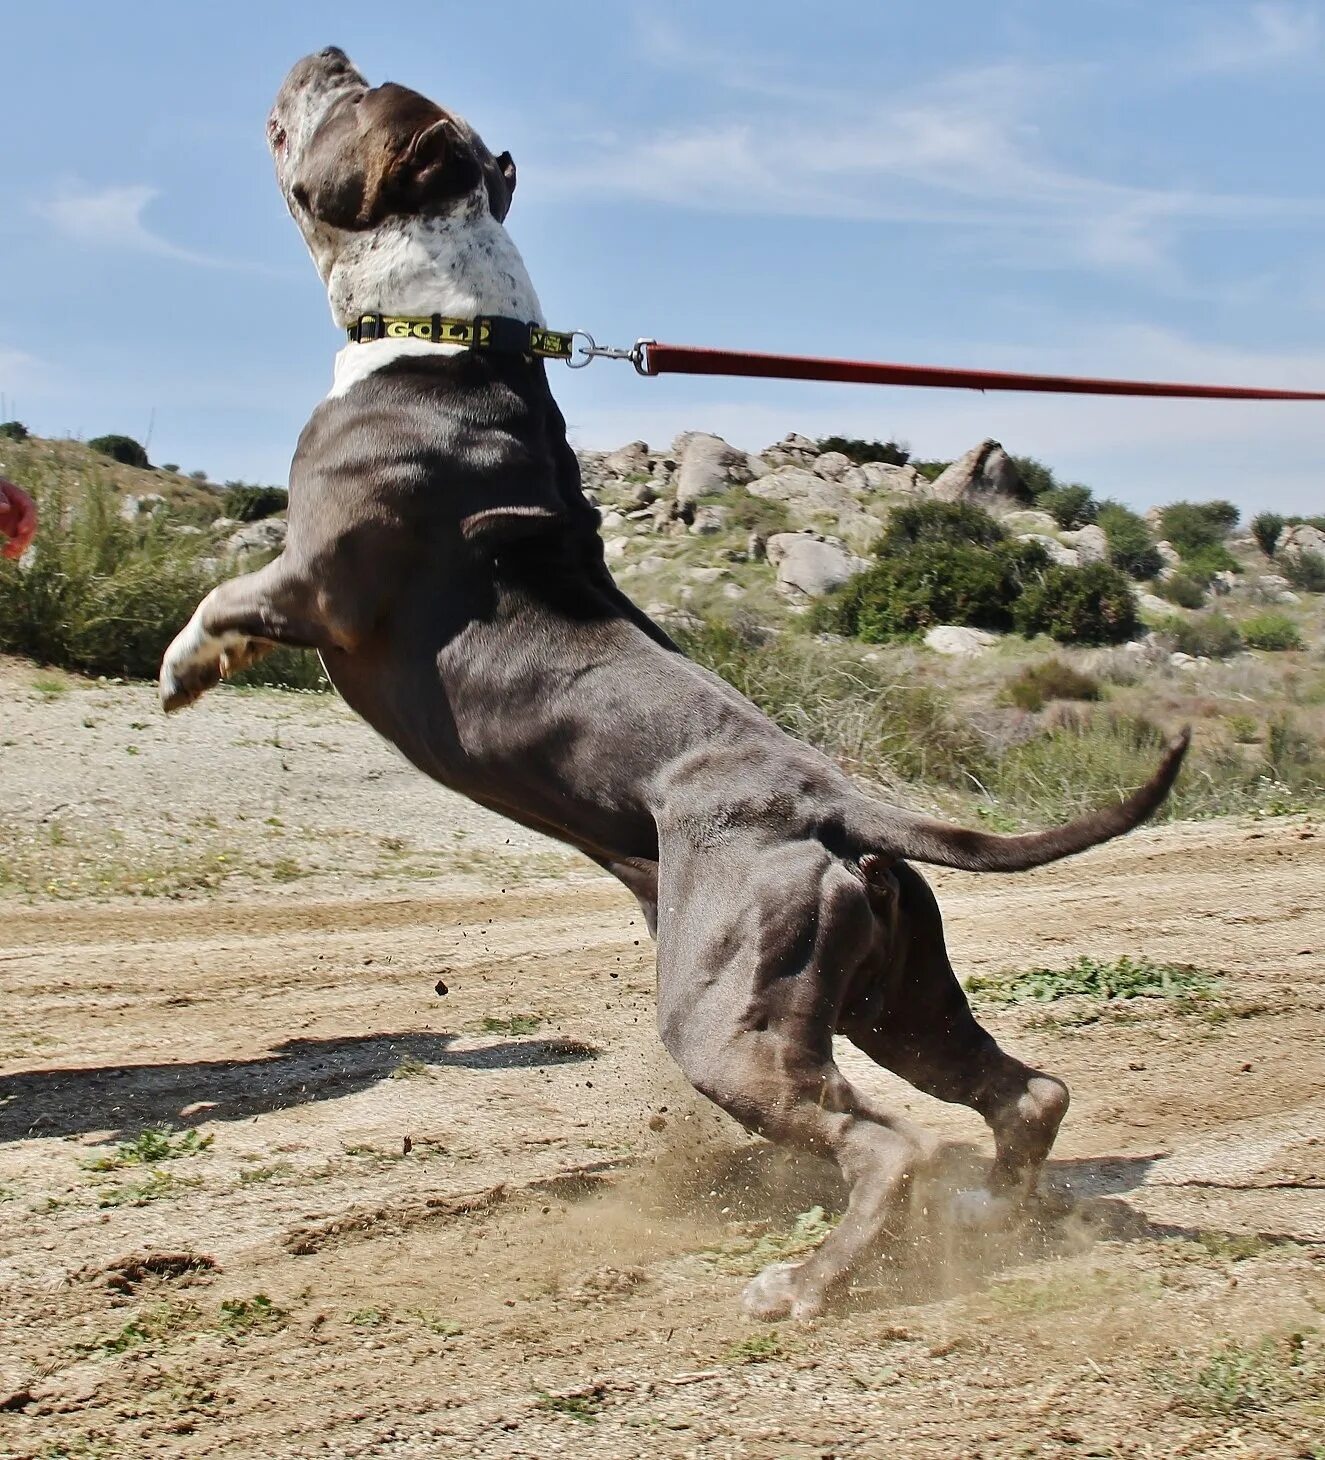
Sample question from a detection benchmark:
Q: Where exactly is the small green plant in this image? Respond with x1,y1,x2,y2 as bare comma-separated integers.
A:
706,1206,840,1274
725,1332,786,1364
966,955,1216,1004
217,1293,286,1336
1005,659,1103,711
480,1013,543,1036
720,485,792,537
1154,572,1206,610
1241,612,1303,651
96,1169,197,1207
349,1307,387,1326
1158,499,1239,555
87,433,150,468
815,435,910,466
537,1392,604,1422
1284,551,1325,592
83,1125,213,1171
75,1302,197,1356
1226,713,1259,743
1036,482,1097,529
222,483,288,522
237,1161,293,1186
1012,561,1140,645
1172,1332,1319,1416
1158,612,1243,659
388,1055,431,1079
1250,511,1285,557
1096,500,1162,579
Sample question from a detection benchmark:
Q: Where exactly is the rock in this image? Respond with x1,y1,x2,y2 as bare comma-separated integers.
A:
1137,592,1173,617
1169,651,1197,667
120,492,166,522
1277,521,1325,562
637,554,666,573
1155,540,1181,569
600,510,625,528
689,505,728,535
929,441,1026,503
746,466,858,528
676,433,750,506
603,537,628,560
602,441,650,478
1209,570,1238,596
687,566,728,583
858,461,927,496
722,582,746,600
1016,533,1080,568
747,531,767,561
758,432,821,469
758,534,863,595
626,481,658,508
923,626,999,657
1002,509,1060,537
224,518,287,558
744,453,771,479
813,451,854,482
765,533,866,598
1071,524,1109,564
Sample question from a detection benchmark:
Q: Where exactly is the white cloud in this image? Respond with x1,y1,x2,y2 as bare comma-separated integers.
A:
536,59,1325,281
1186,2,1321,74
33,182,246,269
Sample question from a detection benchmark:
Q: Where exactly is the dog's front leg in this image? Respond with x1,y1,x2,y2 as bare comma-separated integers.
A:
160,559,334,713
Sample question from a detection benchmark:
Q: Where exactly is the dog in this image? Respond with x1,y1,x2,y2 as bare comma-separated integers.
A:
160,47,1189,1320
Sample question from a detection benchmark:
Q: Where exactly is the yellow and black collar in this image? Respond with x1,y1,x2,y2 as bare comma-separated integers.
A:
346,313,573,360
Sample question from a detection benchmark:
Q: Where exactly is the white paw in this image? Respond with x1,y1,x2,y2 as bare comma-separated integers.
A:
160,609,243,712
740,1261,824,1322
950,1188,1015,1231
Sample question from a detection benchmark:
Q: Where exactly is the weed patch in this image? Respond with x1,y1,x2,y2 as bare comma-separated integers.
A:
480,1013,543,1036
1169,1331,1321,1416
725,1332,788,1364
217,1293,286,1337
702,1206,840,1275
966,955,1217,1005
536,1391,604,1422
82,1125,213,1171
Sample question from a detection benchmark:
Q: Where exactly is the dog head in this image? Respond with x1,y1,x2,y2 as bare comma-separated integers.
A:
268,48,517,278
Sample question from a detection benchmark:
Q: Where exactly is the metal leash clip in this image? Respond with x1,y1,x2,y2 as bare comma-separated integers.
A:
566,333,656,375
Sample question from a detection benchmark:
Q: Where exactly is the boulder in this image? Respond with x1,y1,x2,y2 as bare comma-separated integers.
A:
923,626,999,657
1137,591,1173,617
858,461,927,496
1073,523,1109,564
675,433,750,506
813,451,854,482
119,492,166,522
758,432,821,470
600,509,626,529
1155,540,1181,569
626,480,658,508
1277,521,1325,562
603,536,628,560
766,533,867,598
746,466,858,527
1016,533,1080,568
929,441,1026,503
1002,509,1060,537
689,505,728,535
224,518,287,558
602,441,650,478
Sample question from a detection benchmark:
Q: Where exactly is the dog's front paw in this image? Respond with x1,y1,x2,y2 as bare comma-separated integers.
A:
160,617,224,713
741,1261,825,1321
949,1187,1016,1231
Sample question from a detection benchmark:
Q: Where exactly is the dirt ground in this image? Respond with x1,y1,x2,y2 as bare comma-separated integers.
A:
0,660,1322,1459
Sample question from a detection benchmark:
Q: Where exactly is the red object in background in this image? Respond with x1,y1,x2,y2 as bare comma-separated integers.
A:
0,479,37,559
641,342,1325,400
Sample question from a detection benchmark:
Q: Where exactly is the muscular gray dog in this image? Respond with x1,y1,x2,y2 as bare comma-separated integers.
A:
160,48,1189,1319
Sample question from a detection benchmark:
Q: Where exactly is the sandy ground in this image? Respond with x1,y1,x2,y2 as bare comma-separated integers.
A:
0,660,1322,1459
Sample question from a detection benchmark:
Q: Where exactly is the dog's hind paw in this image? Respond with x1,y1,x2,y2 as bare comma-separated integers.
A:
949,1188,1015,1231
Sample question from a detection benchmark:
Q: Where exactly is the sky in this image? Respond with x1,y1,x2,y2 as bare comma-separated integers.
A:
3,1,1325,513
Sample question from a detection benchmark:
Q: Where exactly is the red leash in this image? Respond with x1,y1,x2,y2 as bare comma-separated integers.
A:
640,341,1325,401
569,334,1325,401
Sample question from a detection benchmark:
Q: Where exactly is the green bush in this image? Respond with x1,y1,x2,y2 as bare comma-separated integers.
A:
1005,658,1103,711
1283,551,1325,592
876,499,1006,552
1180,542,1240,584
1250,512,1284,558
820,539,1048,642
1158,500,1239,555
1036,483,1097,530
1155,572,1206,609
1013,561,1140,645
0,471,325,689
1158,612,1243,659
1010,455,1059,500
0,420,29,441
814,436,909,466
1096,500,1162,579
87,434,151,469
1241,612,1304,651
223,483,288,522
160,463,180,474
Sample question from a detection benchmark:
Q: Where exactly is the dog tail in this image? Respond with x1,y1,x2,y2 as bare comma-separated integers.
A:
855,726,1190,874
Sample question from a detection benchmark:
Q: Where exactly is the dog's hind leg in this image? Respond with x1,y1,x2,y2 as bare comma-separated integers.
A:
843,861,1069,1222
160,559,352,712
656,841,938,1319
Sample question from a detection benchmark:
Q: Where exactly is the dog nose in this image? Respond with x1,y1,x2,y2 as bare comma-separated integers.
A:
319,46,351,66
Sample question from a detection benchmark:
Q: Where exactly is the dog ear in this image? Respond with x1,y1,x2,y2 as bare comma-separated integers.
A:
393,117,482,211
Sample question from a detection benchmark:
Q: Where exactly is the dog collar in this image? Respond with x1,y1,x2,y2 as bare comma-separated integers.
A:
345,313,574,359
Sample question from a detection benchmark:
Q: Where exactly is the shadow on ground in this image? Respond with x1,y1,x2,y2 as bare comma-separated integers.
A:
0,1031,598,1142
